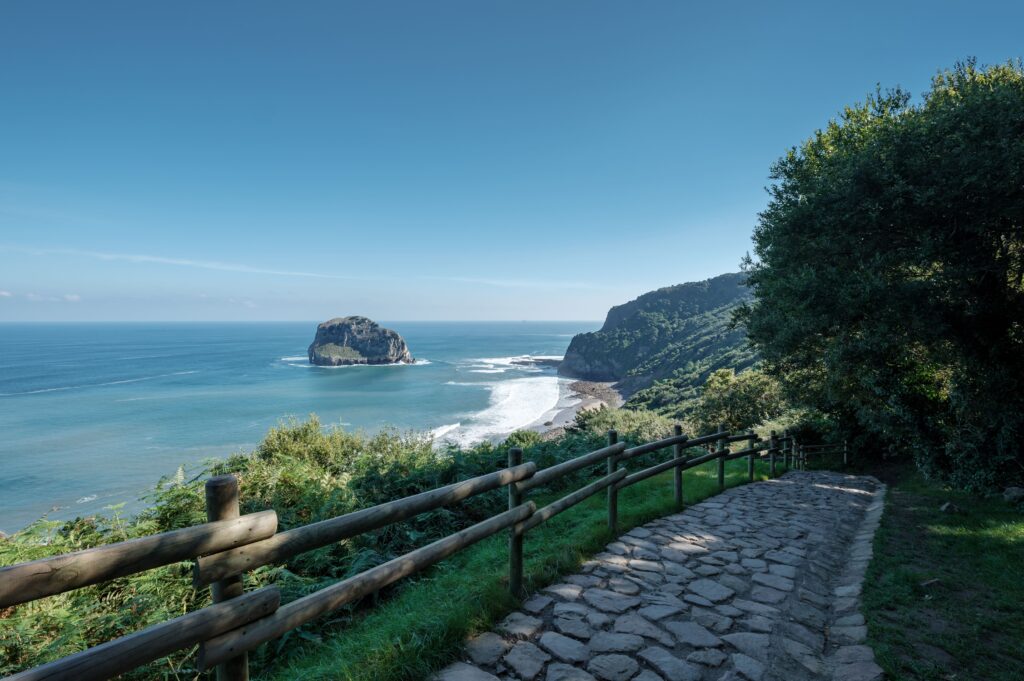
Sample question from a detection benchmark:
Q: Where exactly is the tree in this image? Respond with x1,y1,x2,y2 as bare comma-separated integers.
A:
736,59,1024,489
689,368,785,434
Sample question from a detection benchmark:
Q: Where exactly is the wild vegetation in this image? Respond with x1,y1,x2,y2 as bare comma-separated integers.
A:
0,408,698,680
737,59,1024,490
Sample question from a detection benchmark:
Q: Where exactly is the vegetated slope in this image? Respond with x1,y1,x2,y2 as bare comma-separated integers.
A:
559,272,756,417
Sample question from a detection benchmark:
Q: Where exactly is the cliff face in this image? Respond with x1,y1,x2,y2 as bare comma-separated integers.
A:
308,316,413,366
558,273,756,408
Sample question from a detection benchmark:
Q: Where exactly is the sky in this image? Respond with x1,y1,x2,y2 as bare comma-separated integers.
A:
1,1,1022,321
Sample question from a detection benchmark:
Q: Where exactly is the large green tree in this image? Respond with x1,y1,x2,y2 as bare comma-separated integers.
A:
737,60,1024,489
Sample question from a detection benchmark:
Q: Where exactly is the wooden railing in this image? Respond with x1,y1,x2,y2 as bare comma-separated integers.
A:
0,425,842,681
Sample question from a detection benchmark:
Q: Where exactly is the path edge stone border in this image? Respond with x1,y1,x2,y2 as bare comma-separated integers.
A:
825,478,887,681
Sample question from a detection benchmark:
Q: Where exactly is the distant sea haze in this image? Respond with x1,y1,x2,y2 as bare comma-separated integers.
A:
0,321,597,533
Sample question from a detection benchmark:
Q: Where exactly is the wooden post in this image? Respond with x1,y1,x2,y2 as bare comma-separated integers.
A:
672,425,685,511
205,475,248,681
607,430,619,535
717,424,727,492
769,431,778,478
508,447,524,597
747,430,756,481
843,439,849,466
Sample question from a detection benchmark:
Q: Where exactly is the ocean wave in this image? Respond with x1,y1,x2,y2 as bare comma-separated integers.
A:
76,495,98,504
430,423,462,440
439,376,561,447
468,368,507,374
280,355,308,362
283,358,431,369
0,371,199,397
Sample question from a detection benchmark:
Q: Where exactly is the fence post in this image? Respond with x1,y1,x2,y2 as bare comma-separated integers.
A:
747,430,756,481
769,431,778,478
672,424,685,511
843,439,849,466
508,447,524,597
607,430,619,535
205,475,248,681
717,424,727,492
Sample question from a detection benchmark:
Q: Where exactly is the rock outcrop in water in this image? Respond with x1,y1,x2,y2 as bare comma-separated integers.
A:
308,316,413,366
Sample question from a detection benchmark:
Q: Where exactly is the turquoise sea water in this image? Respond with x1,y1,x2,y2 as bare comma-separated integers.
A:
0,321,597,532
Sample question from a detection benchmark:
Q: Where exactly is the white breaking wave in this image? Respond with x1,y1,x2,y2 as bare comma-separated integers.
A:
430,423,462,440
280,356,308,362
76,495,98,504
437,377,562,447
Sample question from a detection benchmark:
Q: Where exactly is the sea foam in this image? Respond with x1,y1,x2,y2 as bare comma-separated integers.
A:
436,376,562,447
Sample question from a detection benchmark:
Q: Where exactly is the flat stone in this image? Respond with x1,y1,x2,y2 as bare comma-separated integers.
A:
504,642,550,681
500,612,544,638
749,585,787,604
683,594,714,607
538,632,589,664
694,565,722,577
432,662,501,681
768,563,797,579
740,558,766,570
465,632,509,666
721,633,770,662
582,589,640,614
731,653,765,680
833,645,875,663
686,649,727,666
832,625,868,643
750,572,794,592
523,595,554,614
638,604,683,621
764,549,802,566
687,579,735,603
554,615,593,640
629,559,665,573
690,608,733,633
613,614,674,647
546,663,597,681
588,631,645,653
545,583,584,601
632,672,663,681
834,613,865,627
664,621,721,647
587,654,639,681
637,647,702,681
608,578,641,595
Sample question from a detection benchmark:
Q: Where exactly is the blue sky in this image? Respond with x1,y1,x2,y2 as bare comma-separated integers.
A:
1,1,1021,321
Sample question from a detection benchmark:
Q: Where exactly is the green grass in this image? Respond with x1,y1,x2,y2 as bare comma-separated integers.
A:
264,457,778,680
862,466,1024,681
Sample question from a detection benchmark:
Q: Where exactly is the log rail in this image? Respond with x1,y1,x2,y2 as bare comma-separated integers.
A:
0,425,846,680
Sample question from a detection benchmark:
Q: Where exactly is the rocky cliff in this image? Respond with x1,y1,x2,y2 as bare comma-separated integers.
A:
308,316,413,366
559,273,756,414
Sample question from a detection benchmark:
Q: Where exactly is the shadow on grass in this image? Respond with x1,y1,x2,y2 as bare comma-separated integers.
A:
862,466,1024,681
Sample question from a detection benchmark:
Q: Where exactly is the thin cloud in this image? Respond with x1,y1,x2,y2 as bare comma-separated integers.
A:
63,293,81,302
2,244,604,290
0,290,12,298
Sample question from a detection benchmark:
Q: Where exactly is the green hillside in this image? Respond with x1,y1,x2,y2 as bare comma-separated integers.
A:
559,272,757,418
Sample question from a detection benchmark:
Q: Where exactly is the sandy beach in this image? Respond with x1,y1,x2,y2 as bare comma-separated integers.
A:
533,379,625,439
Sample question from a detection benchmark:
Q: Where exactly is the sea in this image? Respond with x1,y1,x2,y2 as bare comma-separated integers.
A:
0,321,598,533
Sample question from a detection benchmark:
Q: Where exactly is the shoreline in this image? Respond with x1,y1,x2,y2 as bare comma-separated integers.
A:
531,379,625,440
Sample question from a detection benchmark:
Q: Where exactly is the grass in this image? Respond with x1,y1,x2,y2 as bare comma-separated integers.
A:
264,456,778,680
862,465,1024,681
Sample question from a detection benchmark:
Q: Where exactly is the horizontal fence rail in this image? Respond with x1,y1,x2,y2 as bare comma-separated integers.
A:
194,462,536,586
0,511,278,609
0,422,848,681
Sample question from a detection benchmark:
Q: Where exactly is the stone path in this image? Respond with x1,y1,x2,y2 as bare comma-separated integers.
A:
434,471,887,681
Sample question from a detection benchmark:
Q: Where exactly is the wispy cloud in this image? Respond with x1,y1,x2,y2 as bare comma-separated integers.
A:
3,246,364,281
63,293,81,302
1,244,605,290
0,290,12,298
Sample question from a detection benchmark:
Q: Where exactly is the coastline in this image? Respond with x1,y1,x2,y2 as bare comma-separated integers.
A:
532,379,625,440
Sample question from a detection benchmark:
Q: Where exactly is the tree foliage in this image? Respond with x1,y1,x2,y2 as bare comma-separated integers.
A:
688,368,785,435
737,59,1024,489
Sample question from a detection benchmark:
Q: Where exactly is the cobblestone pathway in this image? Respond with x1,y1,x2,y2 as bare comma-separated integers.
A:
434,471,887,681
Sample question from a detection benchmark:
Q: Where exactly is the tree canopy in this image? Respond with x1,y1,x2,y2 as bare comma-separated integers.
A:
737,59,1024,489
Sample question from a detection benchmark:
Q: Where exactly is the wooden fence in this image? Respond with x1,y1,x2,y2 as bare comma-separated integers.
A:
0,426,845,681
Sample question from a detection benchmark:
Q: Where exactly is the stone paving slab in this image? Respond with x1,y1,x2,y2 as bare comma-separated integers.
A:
433,471,887,681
